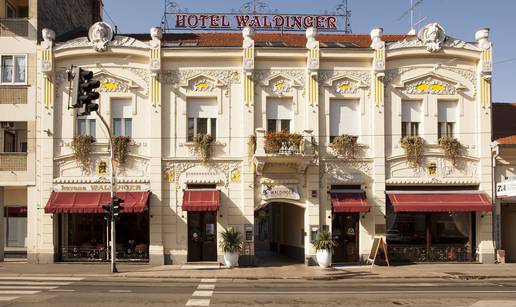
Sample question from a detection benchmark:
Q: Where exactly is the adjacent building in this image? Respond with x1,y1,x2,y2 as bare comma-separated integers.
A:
0,0,101,260
32,20,496,265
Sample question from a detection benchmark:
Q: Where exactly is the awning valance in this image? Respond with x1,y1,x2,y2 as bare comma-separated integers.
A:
331,192,370,213
44,191,150,214
388,193,492,213
182,189,220,212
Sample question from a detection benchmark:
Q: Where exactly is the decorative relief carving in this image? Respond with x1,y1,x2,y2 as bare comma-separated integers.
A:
272,79,292,95
98,78,130,92
163,70,240,96
55,35,149,51
334,80,360,95
417,23,445,52
402,77,457,95
324,161,373,183
254,69,306,86
191,79,215,92
88,22,114,52
319,70,371,86
164,161,241,188
384,66,476,89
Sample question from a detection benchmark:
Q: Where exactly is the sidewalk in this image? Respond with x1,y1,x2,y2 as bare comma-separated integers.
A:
2,261,516,280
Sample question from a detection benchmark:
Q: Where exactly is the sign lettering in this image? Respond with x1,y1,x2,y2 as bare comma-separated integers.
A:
262,184,300,201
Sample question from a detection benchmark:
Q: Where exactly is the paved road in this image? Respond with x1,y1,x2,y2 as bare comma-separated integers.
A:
1,276,516,306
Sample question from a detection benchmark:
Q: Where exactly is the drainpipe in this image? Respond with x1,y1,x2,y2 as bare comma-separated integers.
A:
491,143,500,252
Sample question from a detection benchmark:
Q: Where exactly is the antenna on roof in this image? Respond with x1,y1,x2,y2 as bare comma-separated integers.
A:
335,0,352,34
397,0,426,35
161,0,188,33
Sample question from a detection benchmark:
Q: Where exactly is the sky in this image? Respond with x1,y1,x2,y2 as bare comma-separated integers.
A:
103,0,516,102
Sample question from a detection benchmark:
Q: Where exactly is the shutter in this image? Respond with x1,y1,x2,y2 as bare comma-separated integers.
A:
330,99,360,136
187,98,218,118
266,98,293,120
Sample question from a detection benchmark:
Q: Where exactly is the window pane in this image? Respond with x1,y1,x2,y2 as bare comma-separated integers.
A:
113,118,122,137
210,118,216,140
267,120,277,133
387,212,426,245
438,122,444,139
14,56,25,83
430,213,470,245
411,123,419,136
281,120,290,132
89,119,96,137
124,118,132,138
187,118,194,142
401,122,407,137
447,122,454,137
197,118,208,135
77,119,86,136
1,56,13,83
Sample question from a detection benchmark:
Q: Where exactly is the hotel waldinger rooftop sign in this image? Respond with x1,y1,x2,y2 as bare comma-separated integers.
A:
162,1,347,32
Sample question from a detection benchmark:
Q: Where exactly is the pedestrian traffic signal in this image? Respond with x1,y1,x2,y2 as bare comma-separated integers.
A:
69,67,100,116
112,196,124,220
102,204,112,221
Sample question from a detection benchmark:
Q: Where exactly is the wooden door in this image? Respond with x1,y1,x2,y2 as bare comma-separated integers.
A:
332,213,359,263
187,212,217,262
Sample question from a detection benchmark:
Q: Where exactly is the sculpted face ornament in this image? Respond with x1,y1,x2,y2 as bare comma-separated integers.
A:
41,28,55,50
417,23,446,53
149,27,163,49
88,22,114,52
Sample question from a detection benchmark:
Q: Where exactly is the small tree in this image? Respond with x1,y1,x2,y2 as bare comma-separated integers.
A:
71,135,96,171
401,136,425,168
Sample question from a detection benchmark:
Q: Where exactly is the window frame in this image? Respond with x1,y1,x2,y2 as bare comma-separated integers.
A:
76,116,96,137
401,121,420,137
0,55,27,85
266,119,291,133
187,117,217,142
112,117,132,138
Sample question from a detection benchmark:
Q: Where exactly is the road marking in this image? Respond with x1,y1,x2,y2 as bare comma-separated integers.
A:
0,290,41,295
186,299,210,306
108,290,133,293
49,289,76,292
0,281,72,286
197,284,215,290
0,277,84,281
0,297,18,301
192,290,213,297
215,290,516,295
200,279,216,283
0,286,58,290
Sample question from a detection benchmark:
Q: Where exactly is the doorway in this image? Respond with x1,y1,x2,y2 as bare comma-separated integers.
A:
187,212,217,262
332,213,359,263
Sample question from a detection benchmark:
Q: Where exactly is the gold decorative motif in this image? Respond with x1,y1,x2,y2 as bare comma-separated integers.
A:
96,160,108,177
231,168,241,183
403,77,456,95
192,79,214,92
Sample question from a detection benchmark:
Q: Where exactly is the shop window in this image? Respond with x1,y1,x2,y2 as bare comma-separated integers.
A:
187,98,217,141
5,3,15,18
430,213,470,245
111,99,132,137
329,99,360,143
401,100,421,137
438,101,457,139
1,55,26,84
77,115,96,137
266,98,292,133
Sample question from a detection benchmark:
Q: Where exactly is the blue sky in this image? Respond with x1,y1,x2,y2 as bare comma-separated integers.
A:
103,0,516,102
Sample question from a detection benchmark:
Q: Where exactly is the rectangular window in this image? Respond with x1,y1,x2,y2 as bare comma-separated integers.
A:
77,117,96,137
1,55,26,84
187,98,217,141
330,99,360,141
266,98,292,133
111,99,132,138
401,100,422,138
438,101,457,139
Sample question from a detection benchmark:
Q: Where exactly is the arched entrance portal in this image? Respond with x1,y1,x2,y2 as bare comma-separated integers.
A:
254,202,305,264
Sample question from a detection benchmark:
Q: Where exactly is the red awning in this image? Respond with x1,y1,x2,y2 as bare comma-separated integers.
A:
331,192,370,213
182,190,220,212
388,193,492,212
44,191,150,214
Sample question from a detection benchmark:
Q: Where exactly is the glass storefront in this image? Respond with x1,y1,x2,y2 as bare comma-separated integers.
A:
387,206,475,262
58,212,149,262
4,206,27,248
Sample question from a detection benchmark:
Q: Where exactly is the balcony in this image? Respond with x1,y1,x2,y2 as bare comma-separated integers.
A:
0,121,27,171
0,86,27,104
253,128,315,175
0,18,28,36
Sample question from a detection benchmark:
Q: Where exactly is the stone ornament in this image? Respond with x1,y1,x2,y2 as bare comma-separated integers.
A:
370,27,384,50
475,28,491,51
88,22,114,52
402,77,456,95
149,26,162,49
272,79,292,95
42,28,55,50
191,79,215,92
306,27,318,50
417,23,446,53
335,80,360,95
242,26,255,49
98,78,130,93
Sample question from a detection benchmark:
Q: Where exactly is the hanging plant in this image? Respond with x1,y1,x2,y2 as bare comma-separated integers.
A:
71,135,96,171
400,136,425,167
438,136,463,166
329,134,360,160
193,133,214,162
112,136,131,165
264,131,303,154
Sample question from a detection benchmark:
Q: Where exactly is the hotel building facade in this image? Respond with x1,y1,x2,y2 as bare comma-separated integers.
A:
31,21,496,265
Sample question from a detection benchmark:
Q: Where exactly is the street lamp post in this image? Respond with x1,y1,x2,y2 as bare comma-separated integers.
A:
96,110,118,273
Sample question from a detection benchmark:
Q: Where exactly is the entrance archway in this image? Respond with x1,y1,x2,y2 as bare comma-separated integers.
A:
254,201,305,265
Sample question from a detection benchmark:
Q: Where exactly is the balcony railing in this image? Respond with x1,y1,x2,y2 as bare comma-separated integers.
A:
0,18,29,36
388,245,474,262
0,86,27,104
255,128,315,156
0,153,27,171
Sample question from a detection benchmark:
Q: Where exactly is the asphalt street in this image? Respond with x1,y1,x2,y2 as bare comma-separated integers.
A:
1,276,516,306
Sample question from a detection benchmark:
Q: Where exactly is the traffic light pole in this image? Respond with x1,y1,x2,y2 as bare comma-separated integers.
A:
95,110,118,273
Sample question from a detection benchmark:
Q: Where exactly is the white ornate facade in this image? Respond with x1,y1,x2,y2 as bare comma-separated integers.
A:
32,22,495,265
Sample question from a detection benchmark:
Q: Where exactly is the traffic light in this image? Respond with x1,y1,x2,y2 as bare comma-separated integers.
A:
69,67,100,116
112,196,125,220
102,204,112,221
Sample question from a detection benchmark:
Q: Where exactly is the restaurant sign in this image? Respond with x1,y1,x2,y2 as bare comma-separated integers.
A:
262,184,300,201
54,184,149,192
174,13,341,31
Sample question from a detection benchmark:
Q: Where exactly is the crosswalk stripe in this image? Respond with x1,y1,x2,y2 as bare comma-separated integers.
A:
197,284,215,290
192,290,213,297
0,297,18,301
108,290,132,293
49,289,76,292
200,279,216,283
0,290,41,295
186,299,210,306
0,281,71,286
0,286,57,290
0,277,83,281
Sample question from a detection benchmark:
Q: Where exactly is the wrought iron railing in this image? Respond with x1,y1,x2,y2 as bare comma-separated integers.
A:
388,245,474,262
60,246,149,262
0,18,28,36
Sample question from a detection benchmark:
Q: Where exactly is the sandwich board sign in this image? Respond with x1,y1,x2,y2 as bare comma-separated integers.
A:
367,236,390,266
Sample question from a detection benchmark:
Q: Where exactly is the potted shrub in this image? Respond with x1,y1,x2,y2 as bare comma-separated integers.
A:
312,230,337,268
219,227,242,268
264,131,303,154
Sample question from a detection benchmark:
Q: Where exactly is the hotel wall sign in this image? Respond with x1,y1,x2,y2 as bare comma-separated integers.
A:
262,184,300,201
54,184,149,192
174,13,342,31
